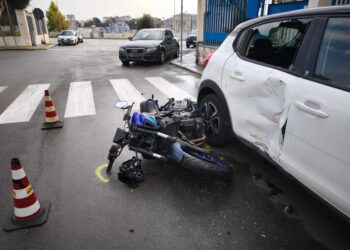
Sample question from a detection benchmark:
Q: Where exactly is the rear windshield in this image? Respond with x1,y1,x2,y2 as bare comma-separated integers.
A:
133,30,164,40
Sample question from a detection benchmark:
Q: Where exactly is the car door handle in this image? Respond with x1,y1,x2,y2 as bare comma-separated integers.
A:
295,101,329,118
229,72,245,82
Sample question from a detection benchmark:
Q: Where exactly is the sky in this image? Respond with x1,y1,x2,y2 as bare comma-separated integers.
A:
28,0,198,21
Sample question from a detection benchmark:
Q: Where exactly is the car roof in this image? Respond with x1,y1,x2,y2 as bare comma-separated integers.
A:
232,5,350,34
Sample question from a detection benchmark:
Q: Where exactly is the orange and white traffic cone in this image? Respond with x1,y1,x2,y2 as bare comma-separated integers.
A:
42,90,63,130
3,158,51,232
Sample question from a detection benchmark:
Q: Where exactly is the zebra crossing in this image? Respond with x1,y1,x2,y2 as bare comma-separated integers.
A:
0,75,200,125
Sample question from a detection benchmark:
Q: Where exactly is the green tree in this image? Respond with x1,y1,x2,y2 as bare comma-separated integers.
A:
8,0,30,9
46,1,69,32
84,17,103,27
126,18,137,30
136,14,156,30
0,0,30,17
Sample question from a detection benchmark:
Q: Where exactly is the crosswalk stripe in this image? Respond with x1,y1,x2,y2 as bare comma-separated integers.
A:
64,81,96,118
0,86,7,93
145,77,196,101
0,84,50,124
176,75,200,88
110,79,145,110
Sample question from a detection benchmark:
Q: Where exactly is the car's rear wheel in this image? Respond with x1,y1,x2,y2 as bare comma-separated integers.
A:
174,46,179,58
199,94,228,146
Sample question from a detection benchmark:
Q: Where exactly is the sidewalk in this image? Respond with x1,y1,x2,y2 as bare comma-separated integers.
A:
171,51,203,76
0,43,56,51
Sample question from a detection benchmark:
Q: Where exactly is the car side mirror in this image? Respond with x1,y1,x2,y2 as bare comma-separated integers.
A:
128,37,133,41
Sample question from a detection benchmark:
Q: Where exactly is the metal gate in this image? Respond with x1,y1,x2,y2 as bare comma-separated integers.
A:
204,0,247,46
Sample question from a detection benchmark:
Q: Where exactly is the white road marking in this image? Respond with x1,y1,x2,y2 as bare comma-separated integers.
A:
0,86,7,93
110,79,145,110
145,77,196,101
0,84,50,124
64,81,96,118
176,75,200,88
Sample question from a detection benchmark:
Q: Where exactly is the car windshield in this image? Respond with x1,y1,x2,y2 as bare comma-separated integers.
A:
133,30,164,40
60,31,74,36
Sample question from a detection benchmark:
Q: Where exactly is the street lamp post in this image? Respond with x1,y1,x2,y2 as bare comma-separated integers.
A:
180,0,183,62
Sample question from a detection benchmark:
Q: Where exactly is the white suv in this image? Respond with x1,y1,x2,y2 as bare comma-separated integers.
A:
198,6,350,218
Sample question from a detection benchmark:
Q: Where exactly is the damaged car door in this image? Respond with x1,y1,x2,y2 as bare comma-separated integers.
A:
221,18,312,160
281,17,350,217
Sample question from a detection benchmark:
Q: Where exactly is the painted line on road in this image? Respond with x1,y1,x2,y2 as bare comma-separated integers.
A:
64,81,96,118
0,86,7,93
110,79,145,110
176,75,200,88
145,77,196,101
95,164,110,183
0,84,50,124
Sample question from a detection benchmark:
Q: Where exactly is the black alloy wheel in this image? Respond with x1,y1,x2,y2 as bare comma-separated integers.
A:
199,94,228,146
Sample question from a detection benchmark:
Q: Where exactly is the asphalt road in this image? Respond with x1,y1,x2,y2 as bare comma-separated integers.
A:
0,39,349,250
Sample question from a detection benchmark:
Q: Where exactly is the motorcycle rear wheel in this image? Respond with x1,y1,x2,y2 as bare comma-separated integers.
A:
181,151,232,181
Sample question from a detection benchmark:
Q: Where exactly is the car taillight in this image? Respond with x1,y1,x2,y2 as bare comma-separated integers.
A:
203,53,213,69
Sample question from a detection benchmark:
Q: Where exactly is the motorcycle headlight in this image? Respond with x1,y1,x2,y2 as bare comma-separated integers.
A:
146,47,158,52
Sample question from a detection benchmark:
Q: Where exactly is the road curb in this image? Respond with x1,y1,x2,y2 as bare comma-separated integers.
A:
170,60,202,76
0,43,57,51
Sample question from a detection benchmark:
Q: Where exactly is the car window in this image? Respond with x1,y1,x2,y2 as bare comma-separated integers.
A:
133,30,164,40
244,18,312,70
60,31,74,36
166,30,174,38
314,17,350,92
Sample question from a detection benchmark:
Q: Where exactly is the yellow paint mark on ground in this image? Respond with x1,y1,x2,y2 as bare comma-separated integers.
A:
95,164,110,183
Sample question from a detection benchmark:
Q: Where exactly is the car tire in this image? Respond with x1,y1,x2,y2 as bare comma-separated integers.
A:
122,61,130,66
159,49,166,64
186,44,189,48
199,94,228,146
174,46,179,58
81,40,84,43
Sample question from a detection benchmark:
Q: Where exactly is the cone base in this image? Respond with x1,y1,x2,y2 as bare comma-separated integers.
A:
3,201,51,232
41,120,64,130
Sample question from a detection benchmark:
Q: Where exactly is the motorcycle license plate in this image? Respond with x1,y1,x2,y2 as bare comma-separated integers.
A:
113,128,126,143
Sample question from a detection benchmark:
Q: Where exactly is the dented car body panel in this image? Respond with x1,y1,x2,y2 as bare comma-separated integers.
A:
199,6,350,218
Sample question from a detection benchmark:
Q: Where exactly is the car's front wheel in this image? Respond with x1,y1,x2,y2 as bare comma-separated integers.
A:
159,49,166,64
199,94,228,146
122,61,130,66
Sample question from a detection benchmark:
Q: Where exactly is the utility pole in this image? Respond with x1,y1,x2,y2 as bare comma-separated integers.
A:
4,0,17,46
180,0,183,62
173,0,175,32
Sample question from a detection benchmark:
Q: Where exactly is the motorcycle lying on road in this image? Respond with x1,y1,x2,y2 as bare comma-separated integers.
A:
106,97,232,186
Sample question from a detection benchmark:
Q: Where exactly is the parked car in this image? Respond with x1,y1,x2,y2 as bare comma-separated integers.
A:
198,6,350,218
119,28,179,66
75,30,83,43
186,31,197,48
57,30,78,46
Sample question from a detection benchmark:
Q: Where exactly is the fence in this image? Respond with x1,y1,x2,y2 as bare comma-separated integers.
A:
204,0,247,46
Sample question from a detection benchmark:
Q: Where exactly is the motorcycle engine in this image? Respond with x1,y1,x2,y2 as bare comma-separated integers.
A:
158,99,205,144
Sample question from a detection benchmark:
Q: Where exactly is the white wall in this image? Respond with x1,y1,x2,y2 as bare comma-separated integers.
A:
197,0,205,42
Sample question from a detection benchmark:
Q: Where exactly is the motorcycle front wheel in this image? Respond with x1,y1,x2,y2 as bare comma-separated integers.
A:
181,150,232,181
